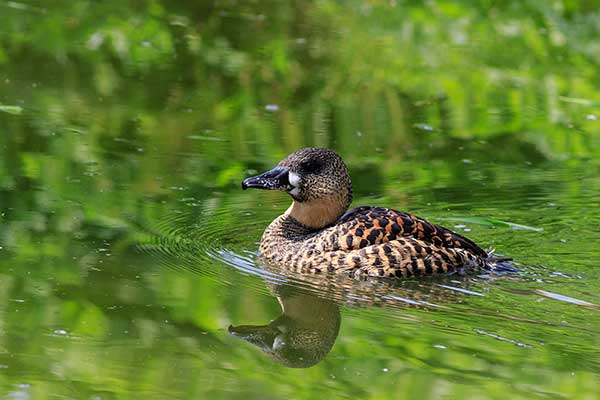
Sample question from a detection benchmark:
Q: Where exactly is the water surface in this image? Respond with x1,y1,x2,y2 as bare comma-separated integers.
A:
1,1,599,399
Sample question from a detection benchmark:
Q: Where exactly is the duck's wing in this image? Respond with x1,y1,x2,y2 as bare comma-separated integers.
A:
333,206,488,258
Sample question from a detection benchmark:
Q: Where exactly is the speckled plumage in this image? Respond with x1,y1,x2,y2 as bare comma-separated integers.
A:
243,148,510,278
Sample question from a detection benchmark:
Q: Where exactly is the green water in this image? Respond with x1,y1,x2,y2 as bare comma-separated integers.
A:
1,1,599,399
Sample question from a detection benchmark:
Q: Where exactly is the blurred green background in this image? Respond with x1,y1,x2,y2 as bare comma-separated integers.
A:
0,1,599,399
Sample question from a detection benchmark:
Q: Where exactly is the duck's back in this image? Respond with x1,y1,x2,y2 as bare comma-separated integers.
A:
261,206,493,278
335,206,487,257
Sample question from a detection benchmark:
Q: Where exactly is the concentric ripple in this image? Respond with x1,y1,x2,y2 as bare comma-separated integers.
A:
134,194,286,295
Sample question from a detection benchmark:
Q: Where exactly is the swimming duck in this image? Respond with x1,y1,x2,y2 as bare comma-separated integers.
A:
242,148,511,278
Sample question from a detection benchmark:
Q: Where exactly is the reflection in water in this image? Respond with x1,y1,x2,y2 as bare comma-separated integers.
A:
229,284,340,368
226,256,491,368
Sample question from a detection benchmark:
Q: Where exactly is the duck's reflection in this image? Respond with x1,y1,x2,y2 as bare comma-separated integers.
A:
227,268,498,368
229,284,340,368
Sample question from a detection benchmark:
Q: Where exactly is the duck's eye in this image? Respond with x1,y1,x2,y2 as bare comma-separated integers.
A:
299,160,323,174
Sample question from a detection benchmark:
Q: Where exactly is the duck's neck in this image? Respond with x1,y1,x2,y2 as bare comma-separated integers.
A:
285,198,347,230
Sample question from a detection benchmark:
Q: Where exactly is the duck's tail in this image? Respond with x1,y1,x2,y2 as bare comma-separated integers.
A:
485,248,521,273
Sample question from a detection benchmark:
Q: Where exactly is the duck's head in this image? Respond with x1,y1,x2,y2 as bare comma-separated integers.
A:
242,148,352,229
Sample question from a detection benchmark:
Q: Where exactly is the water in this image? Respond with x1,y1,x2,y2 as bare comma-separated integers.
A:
1,1,599,399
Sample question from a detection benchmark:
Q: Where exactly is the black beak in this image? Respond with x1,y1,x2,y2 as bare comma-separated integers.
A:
228,324,278,350
242,166,291,191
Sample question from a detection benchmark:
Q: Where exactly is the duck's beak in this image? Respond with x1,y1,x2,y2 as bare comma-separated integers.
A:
228,324,279,351
242,166,291,191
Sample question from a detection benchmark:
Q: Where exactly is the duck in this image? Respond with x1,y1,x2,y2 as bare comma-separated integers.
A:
242,147,512,279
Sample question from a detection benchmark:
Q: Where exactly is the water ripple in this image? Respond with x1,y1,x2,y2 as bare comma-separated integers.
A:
135,201,497,314
134,193,599,327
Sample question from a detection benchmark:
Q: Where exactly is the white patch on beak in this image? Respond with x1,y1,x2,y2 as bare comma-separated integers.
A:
288,171,301,186
273,334,287,350
288,171,301,197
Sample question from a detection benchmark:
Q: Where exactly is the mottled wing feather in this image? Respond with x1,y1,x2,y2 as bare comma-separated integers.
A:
290,237,485,277
260,208,493,278
335,206,488,257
